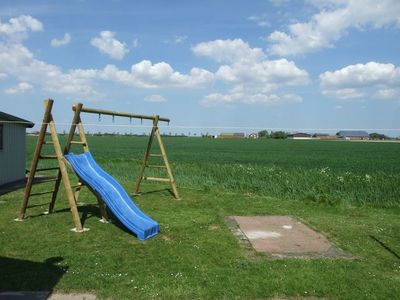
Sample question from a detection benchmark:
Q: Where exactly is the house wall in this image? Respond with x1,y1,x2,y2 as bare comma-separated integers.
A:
0,123,27,185
288,137,313,140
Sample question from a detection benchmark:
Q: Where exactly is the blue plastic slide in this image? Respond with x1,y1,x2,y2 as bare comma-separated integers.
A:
65,152,158,240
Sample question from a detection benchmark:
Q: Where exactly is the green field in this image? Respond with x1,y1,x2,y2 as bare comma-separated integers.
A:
30,136,400,207
1,136,400,299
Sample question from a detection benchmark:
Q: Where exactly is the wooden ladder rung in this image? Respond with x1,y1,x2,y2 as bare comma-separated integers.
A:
42,141,54,145
144,176,171,183
71,183,84,188
35,177,58,183
149,153,163,157
36,167,60,172
70,141,86,145
146,164,167,169
30,190,56,197
39,155,58,159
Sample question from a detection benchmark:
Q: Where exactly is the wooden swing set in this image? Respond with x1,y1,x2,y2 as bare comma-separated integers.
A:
17,99,180,232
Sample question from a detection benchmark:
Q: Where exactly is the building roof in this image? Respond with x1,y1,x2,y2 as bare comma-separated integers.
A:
288,132,312,137
313,133,331,137
0,111,34,128
337,130,368,137
219,132,245,135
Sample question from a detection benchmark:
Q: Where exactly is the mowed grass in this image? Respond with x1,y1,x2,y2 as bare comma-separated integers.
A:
0,136,399,299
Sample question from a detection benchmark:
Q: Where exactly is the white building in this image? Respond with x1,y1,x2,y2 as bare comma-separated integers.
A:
0,112,34,186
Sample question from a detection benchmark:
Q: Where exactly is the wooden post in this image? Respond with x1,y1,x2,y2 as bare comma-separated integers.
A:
48,116,83,232
18,99,53,220
155,128,180,199
58,103,109,222
134,116,159,195
48,103,84,213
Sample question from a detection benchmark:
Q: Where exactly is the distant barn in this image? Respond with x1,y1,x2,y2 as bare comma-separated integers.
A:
337,130,369,140
312,133,337,140
218,133,245,139
248,133,258,139
287,132,312,139
0,112,34,186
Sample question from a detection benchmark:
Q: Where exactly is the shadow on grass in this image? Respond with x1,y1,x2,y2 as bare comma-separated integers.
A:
0,256,67,295
370,235,400,260
132,187,175,198
80,204,103,226
79,203,136,237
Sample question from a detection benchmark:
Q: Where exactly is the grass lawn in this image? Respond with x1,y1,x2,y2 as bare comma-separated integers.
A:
1,137,399,299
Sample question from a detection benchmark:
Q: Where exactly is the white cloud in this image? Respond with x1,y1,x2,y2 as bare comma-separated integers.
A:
268,0,400,56
201,92,301,107
0,16,308,107
91,31,129,60
0,15,42,41
322,88,364,99
192,39,264,63
132,38,139,48
93,60,214,88
215,58,309,86
0,37,213,98
0,42,99,98
144,94,167,102
0,73,7,80
320,61,400,100
374,89,399,100
51,33,71,47
164,35,188,44
4,82,33,94
193,39,309,107
248,15,270,27
269,0,290,6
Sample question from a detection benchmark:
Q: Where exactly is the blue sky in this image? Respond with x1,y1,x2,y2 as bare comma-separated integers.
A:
1,0,399,136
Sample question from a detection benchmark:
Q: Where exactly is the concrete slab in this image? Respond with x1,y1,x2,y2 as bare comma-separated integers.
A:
231,216,350,259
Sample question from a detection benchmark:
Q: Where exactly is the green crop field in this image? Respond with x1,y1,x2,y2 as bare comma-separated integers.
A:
29,136,400,208
1,136,399,299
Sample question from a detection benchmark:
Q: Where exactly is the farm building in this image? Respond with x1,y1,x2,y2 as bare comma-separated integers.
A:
0,111,34,186
248,133,258,139
287,133,312,139
218,133,245,139
337,130,369,140
312,133,337,140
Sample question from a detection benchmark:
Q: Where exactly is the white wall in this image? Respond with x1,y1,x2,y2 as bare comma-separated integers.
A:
0,124,27,185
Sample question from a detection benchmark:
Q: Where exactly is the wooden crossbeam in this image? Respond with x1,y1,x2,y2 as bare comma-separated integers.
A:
70,141,86,145
146,164,167,169
39,155,58,159
144,177,171,183
35,167,60,172
30,190,56,197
